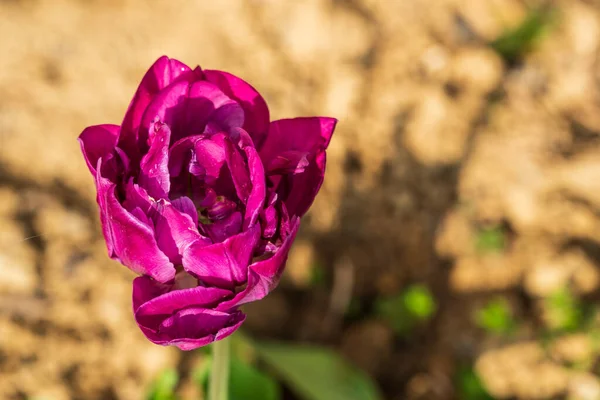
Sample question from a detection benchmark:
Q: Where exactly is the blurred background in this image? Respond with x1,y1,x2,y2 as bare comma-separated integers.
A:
2,0,600,399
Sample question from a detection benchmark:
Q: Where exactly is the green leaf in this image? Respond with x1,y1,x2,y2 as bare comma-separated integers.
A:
455,366,495,400
193,350,281,400
229,356,281,400
475,298,516,336
252,341,383,400
146,369,179,400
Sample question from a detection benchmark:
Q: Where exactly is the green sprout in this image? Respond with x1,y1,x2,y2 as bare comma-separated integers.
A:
545,287,584,334
490,6,556,63
475,298,516,336
375,284,437,335
146,369,179,400
475,225,506,254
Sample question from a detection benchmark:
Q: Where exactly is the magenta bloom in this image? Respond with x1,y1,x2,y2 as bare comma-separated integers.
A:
78,56,336,350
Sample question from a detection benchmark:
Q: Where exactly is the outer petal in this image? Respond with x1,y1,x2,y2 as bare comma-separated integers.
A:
261,118,336,218
132,276,244,350
278,151,327,219
259,117,336,166
78,124,120,175
184,81,244,138
96,161,175,283
119,56,196,159
204,70,270,141
218,217,300,308
182,223,261,288
141,80,244,144
133,276,232,316
141,309,245,351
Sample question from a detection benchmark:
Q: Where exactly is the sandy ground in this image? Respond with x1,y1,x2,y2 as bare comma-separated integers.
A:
2,0,600,399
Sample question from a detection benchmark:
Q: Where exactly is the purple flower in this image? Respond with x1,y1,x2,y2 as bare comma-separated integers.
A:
78,56,336,349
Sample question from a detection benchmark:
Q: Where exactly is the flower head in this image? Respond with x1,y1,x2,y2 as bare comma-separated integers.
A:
78,56,336,349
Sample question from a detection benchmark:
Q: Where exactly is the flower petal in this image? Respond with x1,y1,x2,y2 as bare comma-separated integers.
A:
204,70,270,141
133,276,232,316
140,308,245,351
139,119,172,199
78,124,119,175
242,145,266,229
218,217,300,308
259,117,336,166
154,200,211,264
278,151,327,219
96,162,175,283
119,56,197,160
184,81,244,138
260,117,336,217
182,223,261,288
132,276,244,351
201,211,243,243
224,138,251,203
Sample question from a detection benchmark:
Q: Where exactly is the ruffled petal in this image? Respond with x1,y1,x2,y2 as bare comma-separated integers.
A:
278,151,327,219
260,117,336,217
218,217,300,308
242,145,266,229
143,309,245,351
139,119,172,199
224,138,251,203
119,56,197,160
204,70,270,141
78,124,120,175
259,117,336,167
182,223,261,288
96,161,175,283
266,150,309,175
133,276,232,316
141,80,190,141
141,80,245,144
154,200,211,264
132,276,244,351
202,211,243,244
184,81,244,138
194,135,227,183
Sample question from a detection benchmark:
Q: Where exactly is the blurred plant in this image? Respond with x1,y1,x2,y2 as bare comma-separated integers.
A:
197,353,281,400
252,340,382,400
475,297,516,336
455,366,495,400
490,5,556,63
146,369,179,400
345,297,364,320
475,225,506,254
544,287,584,334
375,284,437,335
193,333,382,400
310,261,328,287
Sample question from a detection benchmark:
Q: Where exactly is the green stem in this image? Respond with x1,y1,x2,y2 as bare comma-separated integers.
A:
209,336,230,400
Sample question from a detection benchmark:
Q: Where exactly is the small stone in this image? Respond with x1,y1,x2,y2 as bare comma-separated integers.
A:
0,220,37,294
569,372,600,400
